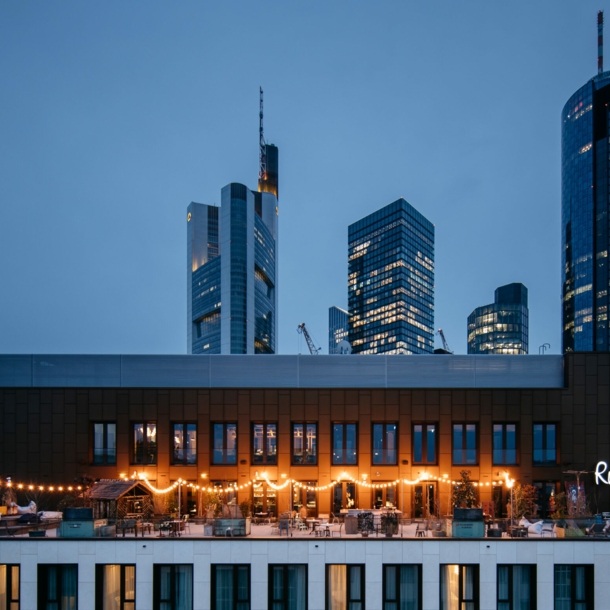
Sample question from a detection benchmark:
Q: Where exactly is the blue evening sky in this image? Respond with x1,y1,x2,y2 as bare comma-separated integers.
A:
0,1,606,355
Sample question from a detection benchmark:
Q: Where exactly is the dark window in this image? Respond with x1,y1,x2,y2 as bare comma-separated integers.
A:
554,565,593,609
383,565,421,610
211,565,250,610
154,564,193,610
452,424,477,465
292,423,317,465
497,565,536,610
326,565,364,610
173,423,197,465
333,424,357,465
533,424,558,465
93,422,116,465
38,565,78,610
0,564,20,610
96,564,135,610
493,424,518,465
372,424,397,465
269,565,307,610
440,565,478,610
133,422,157,465
212,423,237,465
533,481,561,519
413,424,436,464
252,424,277,465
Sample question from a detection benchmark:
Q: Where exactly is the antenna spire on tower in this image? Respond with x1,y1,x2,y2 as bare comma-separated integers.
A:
259,86,266,183
599,11,604,74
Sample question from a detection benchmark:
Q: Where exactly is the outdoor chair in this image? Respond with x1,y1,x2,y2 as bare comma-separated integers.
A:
182,514,191,534
415,520,428,537
541,522,556,537
330,512,341,524
117,519,137,537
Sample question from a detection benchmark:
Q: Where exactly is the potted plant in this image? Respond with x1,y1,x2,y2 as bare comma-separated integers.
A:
452,470,480,517
239,500,252,535
381,512,398,537
551,492,568,538
358,512,374,537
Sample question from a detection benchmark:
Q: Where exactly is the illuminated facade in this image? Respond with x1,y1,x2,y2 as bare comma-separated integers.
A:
328,306,350,354
467,283,529,354
562,72,610,351
187,178,278,354
347,198,434,354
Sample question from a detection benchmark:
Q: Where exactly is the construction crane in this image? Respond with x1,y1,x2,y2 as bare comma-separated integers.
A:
436,329,453,354
297,323,321,355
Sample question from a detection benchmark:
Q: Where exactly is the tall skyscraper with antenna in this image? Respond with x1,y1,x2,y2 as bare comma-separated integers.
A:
562,12,610,352
187,89,279,354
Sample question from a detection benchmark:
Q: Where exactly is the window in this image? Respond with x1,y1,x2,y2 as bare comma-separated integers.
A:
333,481,358,513
211,565,250,610
252,480,276,515
252,424,277,465
38,565,78,610
452,424,477,465
213,423,237,465
293,423,317,465
554,565,593,609
172,423,197,465
493,424,517,465
96,565,135,610
373,485,396,509
292,482,317,517
333,424,357,465
0,565,19,610
533,481,560,518
154,565,193,610
372,424,397,465
497,565,535,610
413,424,436,464
269,565,307,610
383,565,420,610
533,424,558,465
440,565,478,610
326,565,364,610
133,422,157,464
93,422,116,465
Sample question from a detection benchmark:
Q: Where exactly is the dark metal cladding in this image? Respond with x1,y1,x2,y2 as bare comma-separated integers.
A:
258,144,279,198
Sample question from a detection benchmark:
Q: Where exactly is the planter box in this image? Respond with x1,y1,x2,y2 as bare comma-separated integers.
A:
448,520,485,538
453,508,483,521
487,528,503,538
214,518,248,536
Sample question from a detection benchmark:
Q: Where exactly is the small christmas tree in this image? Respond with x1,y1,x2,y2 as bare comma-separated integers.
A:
452,470,478,509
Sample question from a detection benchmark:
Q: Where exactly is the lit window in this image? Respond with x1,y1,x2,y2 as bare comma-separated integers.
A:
96,565,135,609
133,422,157,465
326,565,364,610
440,565,478,610
252,423,277,465
173,423,197,465
0,565,19,609
293,423,317,465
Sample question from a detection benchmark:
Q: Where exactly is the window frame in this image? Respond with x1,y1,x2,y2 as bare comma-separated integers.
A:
440,564,478,610
212,422,237,465
292,422,318,465
95,564,136,610
211,564,250,610
554,564,594,610
452,423,478,466
153,564,193,610
92,422,116,465
533,423,559,466
332,423,358,466
171,422,198,466
412,423,437,465
0,564,20,610
383,564,421,610
252,422,277,466
325,564,365,610
268,564,308,610
496,564,536,610
492,423,518,466
372,423,398,465
132,421,157,465
38,564,78,610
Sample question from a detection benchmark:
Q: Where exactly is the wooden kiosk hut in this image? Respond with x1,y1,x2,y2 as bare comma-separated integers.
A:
88,480,153,520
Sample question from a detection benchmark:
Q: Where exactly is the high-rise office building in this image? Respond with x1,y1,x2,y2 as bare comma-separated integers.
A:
562,12,610,352
467,283,529,354
347,198,434,354
187,90,278,354
328,306,350,354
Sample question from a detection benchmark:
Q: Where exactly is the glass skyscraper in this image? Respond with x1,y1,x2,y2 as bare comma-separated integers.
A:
467,283,529,354
328,306,350,354
347,198,434,354
187,146,278,354
562,20,610,352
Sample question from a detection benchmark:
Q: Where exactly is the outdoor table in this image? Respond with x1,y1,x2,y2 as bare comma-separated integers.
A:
138,522,153,536
307,519,320,534
254,513,269,524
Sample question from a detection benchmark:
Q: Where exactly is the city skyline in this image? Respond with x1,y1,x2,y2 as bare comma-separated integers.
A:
1,2,607,355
